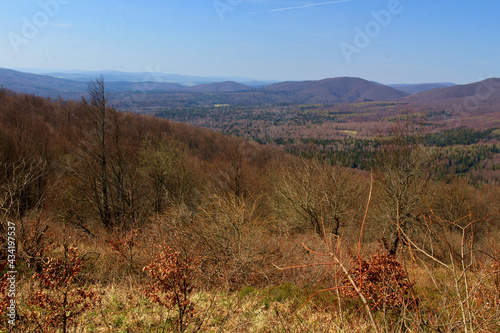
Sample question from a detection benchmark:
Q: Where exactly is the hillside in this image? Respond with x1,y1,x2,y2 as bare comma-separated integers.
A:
402,78,500,106
260,77,409,103
0,67,87,99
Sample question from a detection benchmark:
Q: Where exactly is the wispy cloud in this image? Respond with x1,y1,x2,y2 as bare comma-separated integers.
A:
271,0,352,12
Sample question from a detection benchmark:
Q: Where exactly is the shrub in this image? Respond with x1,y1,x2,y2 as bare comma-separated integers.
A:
340,252,415,311
143,246,200,332
26,245,101,333
106,227,140,272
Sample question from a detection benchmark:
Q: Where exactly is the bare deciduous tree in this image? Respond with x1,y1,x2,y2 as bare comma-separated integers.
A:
274,157,364,236
77,76,113,227
73,76,142,228
374,122,434,255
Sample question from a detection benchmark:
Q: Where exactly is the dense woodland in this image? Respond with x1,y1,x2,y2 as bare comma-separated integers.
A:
146,102,500,184
1,82,499,332
284,128,500,183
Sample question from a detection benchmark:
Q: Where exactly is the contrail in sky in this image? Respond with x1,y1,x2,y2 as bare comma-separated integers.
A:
271,0,353,12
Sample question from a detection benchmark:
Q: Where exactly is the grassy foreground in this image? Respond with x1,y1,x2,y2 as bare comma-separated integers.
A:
2,218,499,333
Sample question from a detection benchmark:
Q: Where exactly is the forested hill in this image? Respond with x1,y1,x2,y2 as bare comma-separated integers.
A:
259,77,409,103
401,78,500,111
0,87,278,228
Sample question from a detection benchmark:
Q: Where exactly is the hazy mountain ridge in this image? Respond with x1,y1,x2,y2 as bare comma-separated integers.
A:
0,68,87,98
188,81,253,93
39,70,274,86
2,68,499,110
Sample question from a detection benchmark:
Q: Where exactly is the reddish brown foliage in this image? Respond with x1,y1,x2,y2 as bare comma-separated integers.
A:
107,228,140,270
473,260,500,311
27,246,101,332
341,252,415,310
143,246,200,332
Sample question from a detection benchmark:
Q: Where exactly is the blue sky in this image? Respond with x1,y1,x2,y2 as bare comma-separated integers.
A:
0,0,499,84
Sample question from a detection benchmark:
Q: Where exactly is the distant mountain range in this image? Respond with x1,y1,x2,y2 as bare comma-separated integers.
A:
32,69,275,87
0,68,253,97
107,77,409,107
1,68,499,112
188,81,252,93
0,68,87,100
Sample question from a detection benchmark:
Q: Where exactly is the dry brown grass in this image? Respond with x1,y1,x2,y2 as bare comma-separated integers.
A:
2,203,500,332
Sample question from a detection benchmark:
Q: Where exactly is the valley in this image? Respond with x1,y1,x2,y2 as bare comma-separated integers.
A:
2,68,500,183
1,69,500,332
